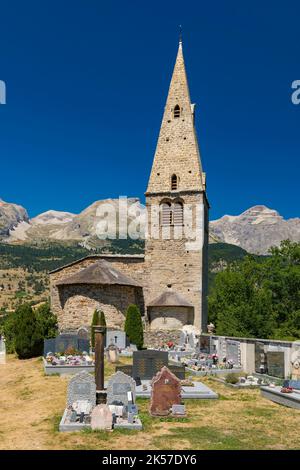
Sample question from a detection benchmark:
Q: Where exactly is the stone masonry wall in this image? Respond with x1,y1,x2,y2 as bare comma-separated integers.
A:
50,255,146,331
144,192,208,332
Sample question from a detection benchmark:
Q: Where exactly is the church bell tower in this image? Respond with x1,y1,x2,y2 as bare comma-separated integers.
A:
144,38,209,333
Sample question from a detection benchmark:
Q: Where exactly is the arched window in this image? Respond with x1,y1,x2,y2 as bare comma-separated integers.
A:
171,174,178,190
174,104,180,118
173,202,184,226
161,202,172,226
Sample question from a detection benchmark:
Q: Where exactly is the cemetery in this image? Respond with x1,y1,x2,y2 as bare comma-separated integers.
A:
58,325,219,433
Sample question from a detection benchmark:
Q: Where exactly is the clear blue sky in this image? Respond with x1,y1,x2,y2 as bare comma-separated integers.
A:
0,0,299,220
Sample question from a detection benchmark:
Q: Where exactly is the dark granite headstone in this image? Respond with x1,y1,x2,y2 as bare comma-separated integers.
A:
255,342,267,373
43,334,89,356
199,335,211,354
115,365,133,377
132,350,168,380
44,338,56,356
267,351,285,378
169,365,185,380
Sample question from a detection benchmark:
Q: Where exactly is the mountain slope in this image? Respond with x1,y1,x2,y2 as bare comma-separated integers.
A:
1,199,299,255
210,205,300,255
0,200,29,238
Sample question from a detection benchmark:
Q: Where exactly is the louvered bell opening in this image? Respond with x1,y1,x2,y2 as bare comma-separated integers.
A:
161,203,172,226
173,202,183,226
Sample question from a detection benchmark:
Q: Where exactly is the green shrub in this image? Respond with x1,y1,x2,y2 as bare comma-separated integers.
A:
14,303,43,359
225,373,239,384
35,301,58,339
124,304,143,350
1,312,17,353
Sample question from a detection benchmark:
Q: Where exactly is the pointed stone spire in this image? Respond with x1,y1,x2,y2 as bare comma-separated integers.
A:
146,40,204,194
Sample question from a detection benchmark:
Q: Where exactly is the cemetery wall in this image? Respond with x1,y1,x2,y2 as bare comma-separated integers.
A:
144,329,181,349
206,334,295,378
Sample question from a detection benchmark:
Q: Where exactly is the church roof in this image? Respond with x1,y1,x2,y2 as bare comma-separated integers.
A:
56,259,142,288
146,38,204,195
148,289,193,308
50,253,144,274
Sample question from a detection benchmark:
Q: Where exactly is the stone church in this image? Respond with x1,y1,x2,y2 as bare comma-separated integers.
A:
50,38,209,335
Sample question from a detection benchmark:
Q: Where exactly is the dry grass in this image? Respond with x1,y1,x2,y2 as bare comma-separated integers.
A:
0,355,299,450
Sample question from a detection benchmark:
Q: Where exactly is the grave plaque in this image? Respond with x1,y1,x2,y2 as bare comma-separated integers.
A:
91,404,112,431
226,339,240,365
132,350,168,380
171,404,186,416
267,351,285,378
107,371,136,406
255,342,267,373
67,371,96,407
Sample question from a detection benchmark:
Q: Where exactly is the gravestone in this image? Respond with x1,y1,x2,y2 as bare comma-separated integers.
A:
115,364,133,377
218,337,226,360
106,344,119,363
106,330,127,350
91,404,112,431
255,342,267,373
188,333,195,349
179,330,187,346
44,334,89,356
0,338,6,365
107,371,136,406
132,350,168,380
67,371,96,407
168,365,185,380
199,335,211,354
77,327,89,340
226,339,240,365
267,351,285,378
150,366,182,416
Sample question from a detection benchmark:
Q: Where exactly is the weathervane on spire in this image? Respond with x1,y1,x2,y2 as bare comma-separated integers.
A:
179,24,182,44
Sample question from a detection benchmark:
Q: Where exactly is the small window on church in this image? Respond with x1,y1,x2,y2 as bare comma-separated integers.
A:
174,105,180,118
161,202,172,226
173,202,184,226
171,174,178,190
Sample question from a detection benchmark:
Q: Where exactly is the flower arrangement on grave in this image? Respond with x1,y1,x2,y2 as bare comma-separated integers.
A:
45,351,94,366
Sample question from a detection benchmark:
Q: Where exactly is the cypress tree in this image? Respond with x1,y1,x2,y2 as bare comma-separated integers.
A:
124,304,143,350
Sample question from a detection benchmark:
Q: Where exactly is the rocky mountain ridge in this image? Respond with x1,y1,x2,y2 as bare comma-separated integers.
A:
1,199,299,255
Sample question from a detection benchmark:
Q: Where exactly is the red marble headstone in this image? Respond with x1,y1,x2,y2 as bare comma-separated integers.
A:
149,366,182,416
